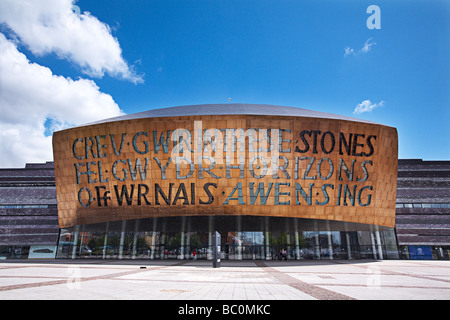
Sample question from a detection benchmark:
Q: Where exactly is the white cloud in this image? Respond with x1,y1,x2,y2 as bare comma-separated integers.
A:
0,33,124,167
344,47,355,57
353,100,384,114
0,0,143,83
344,38,376,57
360,38,376,53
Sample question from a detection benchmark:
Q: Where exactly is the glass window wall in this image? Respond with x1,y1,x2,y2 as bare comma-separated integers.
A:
56,216,399,260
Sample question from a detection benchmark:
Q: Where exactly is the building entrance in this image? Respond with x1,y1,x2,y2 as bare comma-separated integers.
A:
56,216,399,260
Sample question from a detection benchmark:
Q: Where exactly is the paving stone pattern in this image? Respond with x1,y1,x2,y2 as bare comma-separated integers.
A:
0,260,449,300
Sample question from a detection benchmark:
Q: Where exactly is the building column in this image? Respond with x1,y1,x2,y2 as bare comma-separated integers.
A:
315,233,321,259
208,216,213,260
71,225,79,259
118,220,127,259
185,217,192,260
326,222,333,260
151,217,157,259
132,220,139,259
346,232,352,260
102,222,109,259
160,220,166,260
179,217,185,259
78,225,85,257
370,232,377,259
294,219,300,260
185,233,191,260
236,216,242,260
327,231,334,260
375,230,384,260
265,217,271,260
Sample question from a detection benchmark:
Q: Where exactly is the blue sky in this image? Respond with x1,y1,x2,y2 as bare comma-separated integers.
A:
0,0,448,166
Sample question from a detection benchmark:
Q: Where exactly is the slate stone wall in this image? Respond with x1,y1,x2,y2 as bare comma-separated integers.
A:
0,162,59,246
396,159,450,246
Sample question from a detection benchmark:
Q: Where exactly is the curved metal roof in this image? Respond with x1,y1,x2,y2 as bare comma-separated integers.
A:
85,103,381,126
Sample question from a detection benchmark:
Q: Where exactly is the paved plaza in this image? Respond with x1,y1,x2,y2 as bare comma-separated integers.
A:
0,259,449,300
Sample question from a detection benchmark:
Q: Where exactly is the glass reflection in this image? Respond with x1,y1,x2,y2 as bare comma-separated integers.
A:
56,216,399,260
